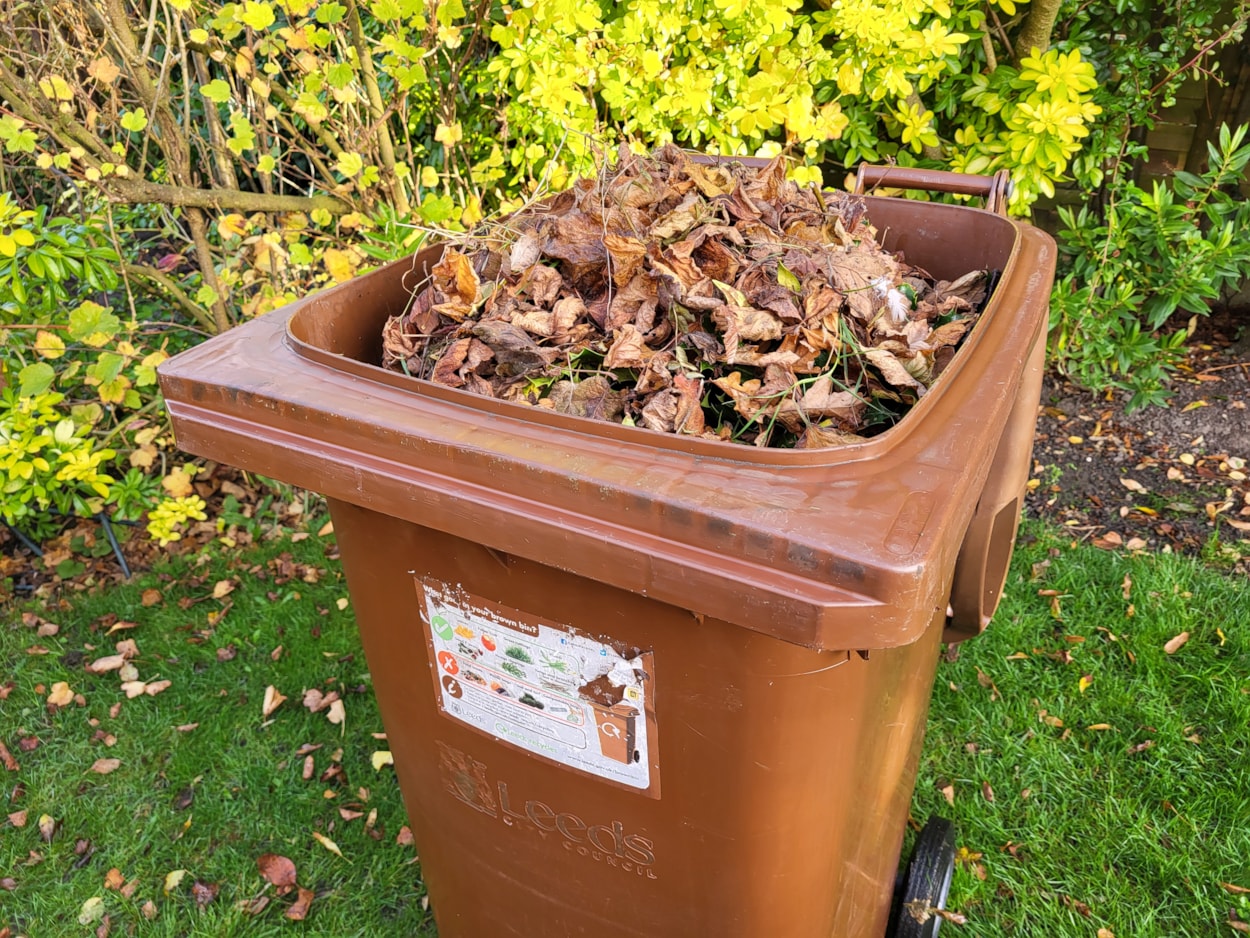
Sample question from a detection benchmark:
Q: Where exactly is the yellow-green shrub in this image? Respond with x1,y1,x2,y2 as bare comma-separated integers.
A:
487,0,1101,212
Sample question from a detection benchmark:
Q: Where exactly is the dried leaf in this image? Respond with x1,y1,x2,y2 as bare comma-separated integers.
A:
1163,632,1190,655
163,869,188,895
47,682,74,707
285,886,316,921
257,854,298,893
192,880,219,907
89,759,121,775
371,751,394,771
38,814,58,842
311,831,344,859
263,685,287,717
86,655,127,674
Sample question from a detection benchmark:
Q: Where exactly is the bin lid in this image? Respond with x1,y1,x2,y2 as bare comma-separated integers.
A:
160,196,1053,652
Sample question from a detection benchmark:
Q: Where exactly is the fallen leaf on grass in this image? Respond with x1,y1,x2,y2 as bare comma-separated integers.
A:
47,682,74,707
8,810,28,827
1221,882,1250,895
78,896,105,925
339,807,364,822
212,580,236,600
263,685,287,717
1164,632,1190,655
396,825,415,846
38,814,58,842
175,723,199,733
981,781,995,802
318,520,334,536
105,620,138,635
192,880,219,907
1127,740,1154,754
286,886,316,921
257,854,298,894
103,868,124,890
1092,531,1122,550
371,751,394,771
0,742,18,772
939,782,955,806
1098,929,1116,938
1,876,15,890
326,699,345,727
86,655,127,674
239,895,270,915
1119,478,1147,493
164,869,187,894
1078,675,1094,694
89,759,121,775
311,831,343,858
141,589,162,607
1086,723,1113,731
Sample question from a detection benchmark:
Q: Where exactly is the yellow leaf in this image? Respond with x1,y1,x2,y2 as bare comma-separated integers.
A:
47,681,74,706
164,869,188,895
1078,674,1093,693
34,330,66,359
212,579,236,600
434,121,463,146
318,520,335,536
162,466,195,498
323,247,359,283
371,750,394,771
217,213,249,238
335,151,364,178
311,831,344,858
336,597,349,610
88,58,121,84
461,194,483,227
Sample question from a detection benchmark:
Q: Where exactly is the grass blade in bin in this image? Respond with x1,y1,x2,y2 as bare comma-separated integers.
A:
159,150,1055,937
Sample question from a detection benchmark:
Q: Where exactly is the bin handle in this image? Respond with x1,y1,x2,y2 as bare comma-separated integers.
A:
853,165,1013,217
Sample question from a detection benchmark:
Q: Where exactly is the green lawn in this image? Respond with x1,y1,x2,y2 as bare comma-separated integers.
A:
2,518,1248,936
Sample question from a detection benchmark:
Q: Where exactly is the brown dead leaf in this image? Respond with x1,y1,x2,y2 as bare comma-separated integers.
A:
239,895,271,915
285,886,316,921
0,741,18,772
141,589,162,607
192,880,219,907
1222,883,1250,895
982,781,995,802
8,810,28,828
103,868,124,890
257,854,298,894
89,759,121,775
47,682,74,707
144,680,171,697
396,825,415,846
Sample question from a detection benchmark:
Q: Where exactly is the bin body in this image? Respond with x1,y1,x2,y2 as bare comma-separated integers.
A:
159,187,1054,937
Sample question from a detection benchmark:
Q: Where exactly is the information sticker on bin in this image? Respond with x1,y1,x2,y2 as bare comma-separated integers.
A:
417,580,659,795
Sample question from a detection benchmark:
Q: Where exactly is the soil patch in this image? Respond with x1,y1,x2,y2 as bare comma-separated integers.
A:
1025,306,1250,571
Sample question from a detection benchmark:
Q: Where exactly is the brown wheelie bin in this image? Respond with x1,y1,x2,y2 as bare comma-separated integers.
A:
159,164,1054,938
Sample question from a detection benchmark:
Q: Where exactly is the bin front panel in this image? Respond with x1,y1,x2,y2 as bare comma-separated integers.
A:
330,498,946,938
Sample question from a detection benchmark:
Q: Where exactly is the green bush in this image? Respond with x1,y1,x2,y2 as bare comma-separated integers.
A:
1050,124,1250,409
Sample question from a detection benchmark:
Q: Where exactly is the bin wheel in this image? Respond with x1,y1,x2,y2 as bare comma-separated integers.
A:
890,816,956,938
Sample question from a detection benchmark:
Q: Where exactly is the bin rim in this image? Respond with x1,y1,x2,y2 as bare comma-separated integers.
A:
284,195,1027,468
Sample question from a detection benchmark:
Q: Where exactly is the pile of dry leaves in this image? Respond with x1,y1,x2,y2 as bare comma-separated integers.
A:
382,145,989,448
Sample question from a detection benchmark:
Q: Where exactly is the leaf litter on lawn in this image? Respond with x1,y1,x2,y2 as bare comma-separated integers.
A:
382,145,991,449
